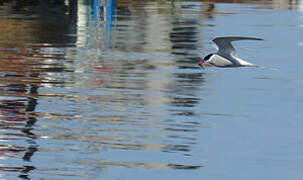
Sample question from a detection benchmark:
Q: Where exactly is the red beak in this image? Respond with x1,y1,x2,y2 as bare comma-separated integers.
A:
198,60,205,68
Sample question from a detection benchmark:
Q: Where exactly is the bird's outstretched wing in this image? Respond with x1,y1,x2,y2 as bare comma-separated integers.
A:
213,36,264,57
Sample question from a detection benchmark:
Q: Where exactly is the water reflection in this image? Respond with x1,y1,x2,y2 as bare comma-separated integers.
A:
0,53,39,178
0,0,301,179
66,0,205,172
1,0,206,178
0,0,76,179
0,46,74,179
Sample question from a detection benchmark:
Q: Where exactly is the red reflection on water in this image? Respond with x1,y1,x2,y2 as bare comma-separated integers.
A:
94,66,114,71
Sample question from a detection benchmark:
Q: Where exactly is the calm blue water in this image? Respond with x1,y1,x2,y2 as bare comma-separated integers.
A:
0,1,303,179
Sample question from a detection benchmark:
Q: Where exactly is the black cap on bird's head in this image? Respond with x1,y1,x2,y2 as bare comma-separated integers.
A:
198,53,214,68
203,53,214,61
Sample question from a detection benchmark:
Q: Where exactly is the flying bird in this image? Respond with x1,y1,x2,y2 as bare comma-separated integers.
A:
199,36,264,68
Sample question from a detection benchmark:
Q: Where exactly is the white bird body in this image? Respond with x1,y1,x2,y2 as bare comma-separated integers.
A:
209,54,257,67
199,36,263,68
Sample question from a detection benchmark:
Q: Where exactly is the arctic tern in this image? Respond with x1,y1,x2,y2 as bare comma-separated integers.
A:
199,36,264,68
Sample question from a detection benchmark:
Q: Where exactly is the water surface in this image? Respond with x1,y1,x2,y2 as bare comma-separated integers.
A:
0,0,303,179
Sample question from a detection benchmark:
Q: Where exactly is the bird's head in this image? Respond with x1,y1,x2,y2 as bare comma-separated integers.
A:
199,53,214,69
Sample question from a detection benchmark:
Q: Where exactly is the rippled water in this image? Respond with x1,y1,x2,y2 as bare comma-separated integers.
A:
1,0,303,179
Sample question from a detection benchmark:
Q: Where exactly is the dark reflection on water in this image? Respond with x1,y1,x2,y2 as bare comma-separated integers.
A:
0,1,76,179
0,46,74,178
0,0,301,179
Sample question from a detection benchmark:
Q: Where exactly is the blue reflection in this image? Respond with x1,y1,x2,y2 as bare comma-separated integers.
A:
91,0,116,46
91,0,102,21
105,0,116,30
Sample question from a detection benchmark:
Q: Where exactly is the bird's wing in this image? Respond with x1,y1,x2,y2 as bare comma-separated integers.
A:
213,36,264,57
